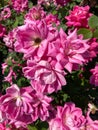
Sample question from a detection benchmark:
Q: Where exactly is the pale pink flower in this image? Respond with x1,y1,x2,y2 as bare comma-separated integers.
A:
0,24,6,38
23,59,66,94
65,5,92,28
90,64,98,86
24,5,46,24
49,102,86,130
1,7,11,20
11,0,28,13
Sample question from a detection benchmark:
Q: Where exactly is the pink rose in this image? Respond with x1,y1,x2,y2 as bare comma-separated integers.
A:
48,28,89,72
49,103,86,130
11,0,28,13
24,5,46,24
90,64,98,86
23,59,66,94
14,20,57,60
1,7,11,20
0,84,34,128
0,24,6,38
65,5,92,28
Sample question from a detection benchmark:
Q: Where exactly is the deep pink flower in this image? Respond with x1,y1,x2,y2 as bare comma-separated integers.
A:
90,64,98,86
45,13,60,26
11,0,28,13
55,0,71,6
1,7,11,20
65,5,92,28
49,102,86,130
0,24,6,38
23,59,66,94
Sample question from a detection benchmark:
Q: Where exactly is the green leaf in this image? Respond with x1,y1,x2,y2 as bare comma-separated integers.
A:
88,15,98,28
77,28,93,39
37,121,49,130
4,67,10,76
63,93,69,102
28,125,37,130
93,29,98,38
13,17,19,28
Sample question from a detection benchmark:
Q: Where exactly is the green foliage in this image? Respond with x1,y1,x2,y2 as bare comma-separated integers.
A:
77,28,93,39
28,121,48,130
28,125,37,130
88,15,98,29
93,28,98,38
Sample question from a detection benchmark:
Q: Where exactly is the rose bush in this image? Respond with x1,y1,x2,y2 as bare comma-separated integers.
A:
0,0,98,130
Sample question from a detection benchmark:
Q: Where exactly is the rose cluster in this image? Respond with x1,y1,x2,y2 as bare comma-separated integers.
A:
0,0,98,130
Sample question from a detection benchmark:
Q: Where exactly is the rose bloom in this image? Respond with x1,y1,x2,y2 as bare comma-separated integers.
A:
1,7,11,20
0,24,6,38
11,0,28,13
45,13,60,26
48,28,89,72
14,20,58,60
30,89,52,121
65,5,92,28
0,84,34,128
23,59,66,94
90,64,98,86
49,102,86,130
24,5,46,24
54,0,71,6
3,28,17,50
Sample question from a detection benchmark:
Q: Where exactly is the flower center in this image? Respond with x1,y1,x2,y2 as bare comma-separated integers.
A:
34,37,41,46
